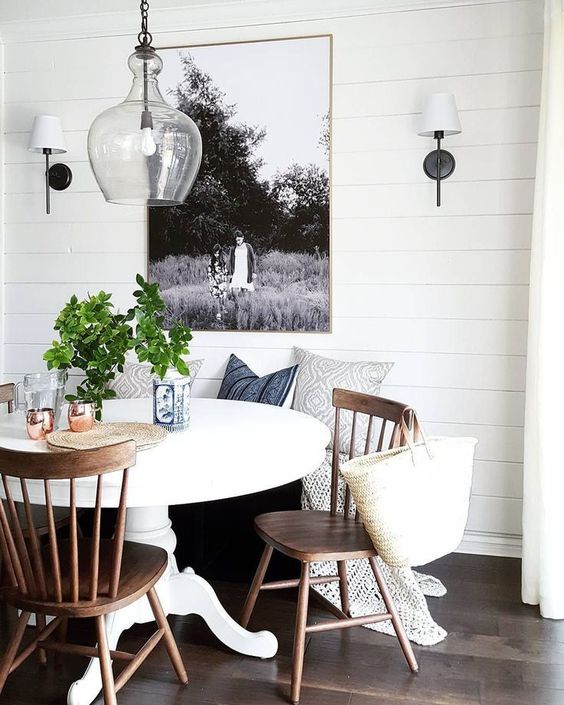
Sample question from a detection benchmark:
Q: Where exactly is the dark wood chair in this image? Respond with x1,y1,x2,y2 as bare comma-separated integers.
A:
241,388,419,704
0,440,188,704
0,383,80,537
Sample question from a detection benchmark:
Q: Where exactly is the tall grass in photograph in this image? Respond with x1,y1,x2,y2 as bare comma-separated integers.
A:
150,251,329,332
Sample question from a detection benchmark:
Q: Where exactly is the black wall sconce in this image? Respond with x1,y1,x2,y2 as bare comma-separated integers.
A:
418,93,461,207
28,115,73,215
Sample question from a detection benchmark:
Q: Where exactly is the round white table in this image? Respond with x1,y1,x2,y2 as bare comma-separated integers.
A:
0,398,330,705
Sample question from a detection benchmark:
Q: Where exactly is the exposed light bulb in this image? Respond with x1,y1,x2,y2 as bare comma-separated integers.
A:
141,127,157,156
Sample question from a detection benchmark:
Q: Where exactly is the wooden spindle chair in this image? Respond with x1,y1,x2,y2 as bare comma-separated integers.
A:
0,441,188,705
241,389,419,704
0,383,78,537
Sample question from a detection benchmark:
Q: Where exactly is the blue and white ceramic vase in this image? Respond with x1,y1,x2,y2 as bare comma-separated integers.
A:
152,371,191,433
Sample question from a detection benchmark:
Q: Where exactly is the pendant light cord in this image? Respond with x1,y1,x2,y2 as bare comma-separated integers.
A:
137,0,153,127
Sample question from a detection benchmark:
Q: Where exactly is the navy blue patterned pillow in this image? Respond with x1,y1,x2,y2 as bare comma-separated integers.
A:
217,354,298,406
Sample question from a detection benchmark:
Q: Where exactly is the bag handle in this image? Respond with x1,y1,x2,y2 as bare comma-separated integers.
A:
400,409,432,464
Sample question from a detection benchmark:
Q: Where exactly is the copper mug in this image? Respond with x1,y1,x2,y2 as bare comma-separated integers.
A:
26,408,55,441
68,400,96,433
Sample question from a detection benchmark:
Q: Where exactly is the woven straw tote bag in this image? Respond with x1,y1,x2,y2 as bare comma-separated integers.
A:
341,417,477,568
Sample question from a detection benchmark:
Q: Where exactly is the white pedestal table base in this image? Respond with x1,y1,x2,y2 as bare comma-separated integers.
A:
66,505,278,705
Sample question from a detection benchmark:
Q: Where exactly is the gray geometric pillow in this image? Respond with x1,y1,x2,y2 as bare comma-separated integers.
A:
291,348,393,454
107,359,204,399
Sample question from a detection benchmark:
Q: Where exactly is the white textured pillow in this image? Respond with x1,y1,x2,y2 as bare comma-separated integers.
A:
291,348,393,453
107,359,204,399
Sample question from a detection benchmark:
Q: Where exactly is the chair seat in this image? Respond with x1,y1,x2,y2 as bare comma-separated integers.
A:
1,539,168,617
16,504,75,537
254,510,377,562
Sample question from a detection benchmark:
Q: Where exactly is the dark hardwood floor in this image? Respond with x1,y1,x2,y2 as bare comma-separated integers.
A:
1,553,563,705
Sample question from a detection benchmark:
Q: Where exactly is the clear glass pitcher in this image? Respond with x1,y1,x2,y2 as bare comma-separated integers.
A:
15,370,68,429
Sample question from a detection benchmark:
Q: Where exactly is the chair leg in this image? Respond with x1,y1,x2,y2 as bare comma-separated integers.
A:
290,562,310,705
0,611,31,693
147,587,188,685
337,560,350,616
368,556,418,673
241,544,273,628
55,618,68,667
95,616,117,705
36,614,47,665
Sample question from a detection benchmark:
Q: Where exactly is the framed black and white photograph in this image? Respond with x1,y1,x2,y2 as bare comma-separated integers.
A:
148,35,331,332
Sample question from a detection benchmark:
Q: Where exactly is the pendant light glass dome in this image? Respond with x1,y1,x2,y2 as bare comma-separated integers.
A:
88,6,202,206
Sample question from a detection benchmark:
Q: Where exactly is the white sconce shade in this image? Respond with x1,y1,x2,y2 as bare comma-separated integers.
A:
418,93,461,137
28,114,73,215
28,115,67,154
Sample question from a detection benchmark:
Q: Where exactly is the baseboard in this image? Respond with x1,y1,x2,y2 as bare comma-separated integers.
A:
456,530,522,558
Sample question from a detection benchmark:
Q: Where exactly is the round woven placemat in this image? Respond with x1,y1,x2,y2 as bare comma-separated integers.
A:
46,422,168,451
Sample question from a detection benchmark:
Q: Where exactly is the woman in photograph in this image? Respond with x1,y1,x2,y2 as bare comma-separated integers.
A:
207,243,228,321
228,229,257,295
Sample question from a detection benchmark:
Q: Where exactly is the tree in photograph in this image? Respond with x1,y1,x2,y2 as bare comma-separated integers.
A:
271,163,329,253
150,54,281,258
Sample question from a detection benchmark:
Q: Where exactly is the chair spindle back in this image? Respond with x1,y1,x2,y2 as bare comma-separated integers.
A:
0,441,136,605
330,389,417,518
0,383,15,413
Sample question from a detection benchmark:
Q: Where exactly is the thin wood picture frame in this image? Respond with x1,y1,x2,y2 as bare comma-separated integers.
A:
147,34,333,334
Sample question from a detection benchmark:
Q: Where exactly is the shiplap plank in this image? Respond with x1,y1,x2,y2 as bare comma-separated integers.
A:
5,162,98,195
3,312,527,356
3,98,117,133
191,319,529,356
378,385,525,427
5,253,146,282
188,346,526,391
333,284,529,319
423,423,524,464
472,461,523,499
335,250,530,286
334,70,541,118
333,215,533,250
4,193,144,223
333,180,534,218
334,250,530,285
4,222,145,253
4,283,137,314
333,143,538,185
466,496,522,535
5,131,88,164
334,33,542,84
334,107,539,152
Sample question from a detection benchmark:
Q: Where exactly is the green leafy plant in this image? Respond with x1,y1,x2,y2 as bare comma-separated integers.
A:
130,273,193,380
43,274,192,419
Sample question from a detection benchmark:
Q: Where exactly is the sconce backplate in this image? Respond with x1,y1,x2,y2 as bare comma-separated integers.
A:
48,163,73,191
423,149,455,181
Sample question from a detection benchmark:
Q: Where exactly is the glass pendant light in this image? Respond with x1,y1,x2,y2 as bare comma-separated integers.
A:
88,1,202,206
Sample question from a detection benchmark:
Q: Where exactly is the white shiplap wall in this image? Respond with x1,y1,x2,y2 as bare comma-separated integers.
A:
0,0,542,556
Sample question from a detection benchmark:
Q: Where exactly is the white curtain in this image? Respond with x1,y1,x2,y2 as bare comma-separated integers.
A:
522,0,564,618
